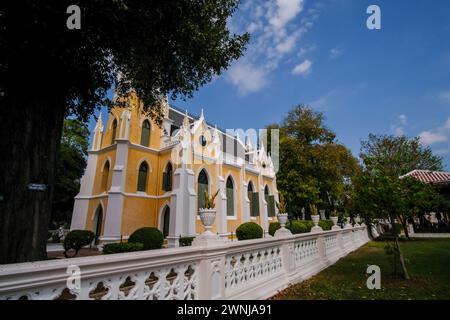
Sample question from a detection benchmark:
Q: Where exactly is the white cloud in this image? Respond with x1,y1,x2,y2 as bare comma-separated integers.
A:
440,91,450,103
399,114,407,125
225,0,320,95
419,131,448,145
330,47,343,59
268,0,304,30
292,59,312,76
418,117,450,146
227,61,268,94
390,114,408,136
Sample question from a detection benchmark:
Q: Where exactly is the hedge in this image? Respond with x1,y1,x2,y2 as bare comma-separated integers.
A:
179,237,195,247
128,227,164,250
236,222,263,241
63,230,95,258
318,220,333,231
268,222,281,236
290,220,309,234
103,242,144,254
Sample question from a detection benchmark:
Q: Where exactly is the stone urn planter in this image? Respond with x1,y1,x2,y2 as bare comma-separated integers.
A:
310,214,323,233
331,216,340,230
274,213,292,237
198,208,217,236
354,216,361,226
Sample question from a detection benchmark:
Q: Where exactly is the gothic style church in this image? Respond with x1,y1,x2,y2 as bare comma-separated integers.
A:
70,94,279,246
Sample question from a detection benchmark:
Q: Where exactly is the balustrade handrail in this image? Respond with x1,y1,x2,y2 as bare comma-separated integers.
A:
0,226,370,300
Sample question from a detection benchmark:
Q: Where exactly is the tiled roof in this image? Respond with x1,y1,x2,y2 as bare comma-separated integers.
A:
400,170,450,184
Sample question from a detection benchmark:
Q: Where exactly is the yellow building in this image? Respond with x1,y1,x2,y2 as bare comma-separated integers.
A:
70,95,279,246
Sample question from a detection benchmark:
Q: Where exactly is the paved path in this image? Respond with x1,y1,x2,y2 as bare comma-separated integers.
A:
410,233,450,238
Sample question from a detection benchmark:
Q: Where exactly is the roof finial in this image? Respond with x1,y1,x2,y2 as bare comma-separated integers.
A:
183,109,190,127
200,108,204,119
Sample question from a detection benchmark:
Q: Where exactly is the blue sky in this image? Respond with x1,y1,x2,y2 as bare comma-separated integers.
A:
91,0,450,169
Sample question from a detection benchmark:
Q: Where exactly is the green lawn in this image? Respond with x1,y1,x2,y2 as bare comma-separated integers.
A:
271,239,450,300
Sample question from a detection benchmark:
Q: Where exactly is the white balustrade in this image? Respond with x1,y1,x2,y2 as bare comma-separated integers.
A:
0,226,370,300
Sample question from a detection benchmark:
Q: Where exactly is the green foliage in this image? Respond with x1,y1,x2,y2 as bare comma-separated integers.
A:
360,134,443,178
236,222,263,241
330,210,338,217
63,230,95,257
299,220,314,231
319,220,333,231
268,222,281,236
272,105,360,217
128,227,164,250
201,189,220,209
179,237,195,247
393,223,403,235
51,119,89,227
103,242,144,254
289,220,309,234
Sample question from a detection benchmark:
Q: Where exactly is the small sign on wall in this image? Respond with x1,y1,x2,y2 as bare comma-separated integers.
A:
27,183,47,191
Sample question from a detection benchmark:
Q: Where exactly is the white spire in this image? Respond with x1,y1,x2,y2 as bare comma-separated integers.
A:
200,108,204,119
182,110,190,128
94,113,104,132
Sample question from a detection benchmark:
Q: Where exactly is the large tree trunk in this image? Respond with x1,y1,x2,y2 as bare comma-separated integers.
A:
0,86,65,263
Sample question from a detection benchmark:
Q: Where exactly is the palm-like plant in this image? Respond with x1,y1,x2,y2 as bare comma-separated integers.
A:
202,189,220,209
276,193,287,213
309,204,318,216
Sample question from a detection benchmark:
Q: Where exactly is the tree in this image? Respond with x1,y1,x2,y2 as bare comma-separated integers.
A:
51,119,89,228
1,1,249,263
353,134,444,279
360,134,443,177
274,105,359,217
352,169,411,279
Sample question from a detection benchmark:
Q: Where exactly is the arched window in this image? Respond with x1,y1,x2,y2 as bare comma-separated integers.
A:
226,176,234,216
162,162,173,191
137,162,148,192
101,161,110,192
248,181,259,217
141,119,151,147
162,206,170,238
111,118,117,145
197,169,209,210
93,205,103,245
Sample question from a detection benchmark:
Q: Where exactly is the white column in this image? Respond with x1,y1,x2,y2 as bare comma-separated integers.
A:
70,152,98,230
216,175,227,236
102,140,129,242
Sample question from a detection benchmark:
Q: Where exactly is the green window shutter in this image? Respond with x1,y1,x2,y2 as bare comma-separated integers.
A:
269,195,275,217
162,172,168,191
251,192,259,217
138,163,147,192
141,120,151,147
198,183,207,210
226,187,234,216
167,172,172,191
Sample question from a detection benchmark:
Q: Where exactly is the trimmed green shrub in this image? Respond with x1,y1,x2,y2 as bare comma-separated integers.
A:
128,227,164,250
319,220,333,231
179,237,195,247
103,242,144,254
269,222,281,236
236,222,263,241
290,220,309,234
297,220,314,232
63,230,95,258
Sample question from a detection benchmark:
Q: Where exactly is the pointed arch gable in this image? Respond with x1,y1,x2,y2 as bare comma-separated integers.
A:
136,157,153,173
